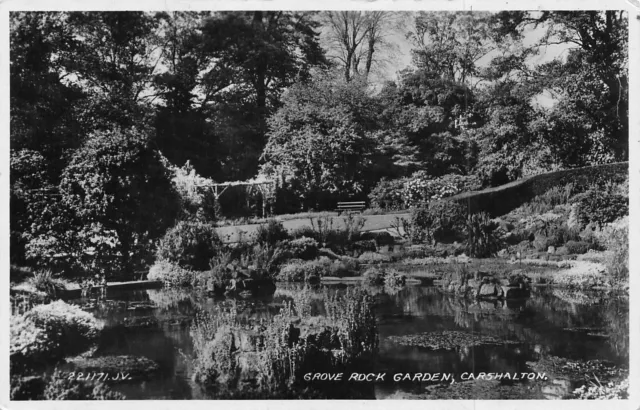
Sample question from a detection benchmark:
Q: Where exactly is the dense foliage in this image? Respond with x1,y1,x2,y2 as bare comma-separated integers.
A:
156,221,222,271
58,127,180,277
10,11,628,278
411,201,467,244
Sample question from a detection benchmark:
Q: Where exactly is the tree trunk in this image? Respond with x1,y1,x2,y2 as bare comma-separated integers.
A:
120,231,132,279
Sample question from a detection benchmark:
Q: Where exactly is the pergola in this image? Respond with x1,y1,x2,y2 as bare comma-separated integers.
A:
195,177,276,217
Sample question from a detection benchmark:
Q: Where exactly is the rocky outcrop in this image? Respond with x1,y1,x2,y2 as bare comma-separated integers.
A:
442,271,531,300
207,277,276,298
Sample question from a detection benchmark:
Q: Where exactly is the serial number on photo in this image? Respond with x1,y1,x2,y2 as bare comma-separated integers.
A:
66,372,132,382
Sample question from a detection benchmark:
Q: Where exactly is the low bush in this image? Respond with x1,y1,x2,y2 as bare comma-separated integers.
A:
362,266,405,287
147,259,198,287
411,201,467,244
598,218,628,282
10,315,55,372
368,178,407,211
156,221,222,271
564,240,591,255
12,301,103,371
26,301,101,352
573,189,628,229
572,378,628,400
465,212,502,258
277,259,325,283
359,231,395,246
43,369,125,400
256,219,290,246
342,213,366,242
278,237,319,261
277,257,357,282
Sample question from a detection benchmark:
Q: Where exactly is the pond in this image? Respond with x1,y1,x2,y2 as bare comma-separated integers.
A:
64,283,628,400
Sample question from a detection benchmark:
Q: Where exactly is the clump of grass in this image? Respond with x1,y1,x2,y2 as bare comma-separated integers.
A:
27,270,68,297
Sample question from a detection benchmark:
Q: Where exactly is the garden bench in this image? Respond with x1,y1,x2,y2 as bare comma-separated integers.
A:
337,201,366,215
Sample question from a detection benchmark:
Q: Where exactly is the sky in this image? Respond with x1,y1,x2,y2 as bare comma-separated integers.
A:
353,12,572,108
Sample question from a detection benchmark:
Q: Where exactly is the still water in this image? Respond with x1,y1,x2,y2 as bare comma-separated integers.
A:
67,284,628,400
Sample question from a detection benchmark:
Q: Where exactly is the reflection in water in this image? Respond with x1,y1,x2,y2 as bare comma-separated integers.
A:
70,284,628,400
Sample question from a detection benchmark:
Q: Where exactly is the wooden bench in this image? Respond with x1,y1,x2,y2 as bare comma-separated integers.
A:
337,201,366,215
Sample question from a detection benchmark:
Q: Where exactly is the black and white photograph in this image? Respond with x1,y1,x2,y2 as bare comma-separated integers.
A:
4,1,637,404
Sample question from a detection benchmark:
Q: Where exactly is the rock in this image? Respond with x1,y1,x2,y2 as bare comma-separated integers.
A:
497,249,509,258
477,283,505,299
547,246,556,254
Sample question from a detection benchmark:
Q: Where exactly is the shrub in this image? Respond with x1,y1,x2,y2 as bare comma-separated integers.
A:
368,178,406,211
465,212,502,258
572,378,628,400
59,127,180,277
512,183,577,216
244,243,284,277
10,315,55,372
359,231,395,246
598,218,628,282
12,301,102,370
279,237,319,261
342,213,366,242
277,260,325,283
362,266,405,287
256,219,290,246
276,257,356,282
573,189,628,228
25,301,102,354
156,221,222,271
411,201,467,244
358,252,391,263
147,259,197,287
564,240,590,255
43,368,125,400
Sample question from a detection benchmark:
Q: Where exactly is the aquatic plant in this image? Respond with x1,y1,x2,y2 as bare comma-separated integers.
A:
190,288,378,397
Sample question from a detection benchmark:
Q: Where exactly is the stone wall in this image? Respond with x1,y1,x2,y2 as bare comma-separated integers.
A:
447,162,628,217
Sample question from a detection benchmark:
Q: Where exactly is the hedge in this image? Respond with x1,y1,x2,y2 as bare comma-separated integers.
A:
447,162,628,217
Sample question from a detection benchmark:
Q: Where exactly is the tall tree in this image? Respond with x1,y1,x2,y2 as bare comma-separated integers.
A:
261,71,378,210
10,12,86,174
62,12,162,130
493,11,629,164
321,11,403,82
408,11,498,85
